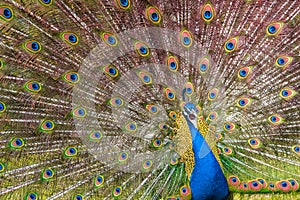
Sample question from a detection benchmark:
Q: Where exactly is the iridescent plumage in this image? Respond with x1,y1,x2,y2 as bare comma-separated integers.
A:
0,0,299,199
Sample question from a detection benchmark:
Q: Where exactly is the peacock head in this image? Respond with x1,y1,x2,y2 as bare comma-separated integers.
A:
182,102,199,128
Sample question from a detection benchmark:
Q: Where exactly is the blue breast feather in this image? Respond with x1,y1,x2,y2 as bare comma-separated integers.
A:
185,116,230,200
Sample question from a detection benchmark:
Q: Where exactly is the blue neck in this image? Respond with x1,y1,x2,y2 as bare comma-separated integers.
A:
185,118,230,200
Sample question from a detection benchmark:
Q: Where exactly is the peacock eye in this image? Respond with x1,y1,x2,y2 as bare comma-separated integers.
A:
125,122,138,132
0,101,6,113
275,55,293,69
138,71,153,85
101,32,118,46
135,41,150,57
0,6,14,21
103,65,119,78
116,0,130,9
224,37,239,53
238,66,252,79
143,160,153,170
189,113,195,120
180,30,193,48
266,22,284,36
165,88,176,100
23,40,42,53
180,185,191,197
94,175,104,188
201,3,215,22
146,6,161,24
228,175,240,186
198,56,210,74
185,82,194,96
38,0,53,6
167,56,179,72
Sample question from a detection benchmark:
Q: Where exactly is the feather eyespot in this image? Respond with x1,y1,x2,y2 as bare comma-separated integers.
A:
41,168,54,180
223,122,236,132
223,147,234,156
180,30,193,48
38,0,53,6
24,81,42,93
185,82,194,96
94,175,104,188
142,160,153,170
228,176,240,186
103,65,119,78
201,3,215,23
198,56,210,74
0,59,4,69
268,114,284,125
238,182,248,191
9,138,25,149
180,186,191,197
63,72,80,84
40,120,55,132
64,147,78,158
275,55,293,70
170,157,179,166
208,111,218,121
118,152,128,162
109,97,124,107
224,37,239,53
159,123,169,131
268,182,276,191
237,97,252,108
61,32,79,45
113,186,122,197
288,179,299,191
146,6,161,24
0,101,6,114
89,131,102,141
238,66,252,79
146,104,159,114
248,138,262,149
165,87,176,101
167,56,179,72
279,87,297,100
276,180,292,192
169,111,177,120
292,145,299,155
72,107,87,118
216,133,222,141
208,88,218,101
72,194,84,200
138,71,153,85
25,192,38,200
248,180,262,191
0,6,14,21
101,32,118,46
257,178,267,188
125,122,138,133
23,40,42,53
266,22,284,36
0,163,5,173
209,125,216,132
152,139,162,148
116,0,130,10
135,41,150,57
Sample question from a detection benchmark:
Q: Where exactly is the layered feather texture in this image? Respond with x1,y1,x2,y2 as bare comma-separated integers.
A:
0,0,299,199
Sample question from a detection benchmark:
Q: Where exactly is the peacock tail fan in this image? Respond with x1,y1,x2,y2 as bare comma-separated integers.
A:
0,0,299,199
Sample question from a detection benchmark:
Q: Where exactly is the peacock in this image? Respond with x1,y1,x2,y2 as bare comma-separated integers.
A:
0,0,299,199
